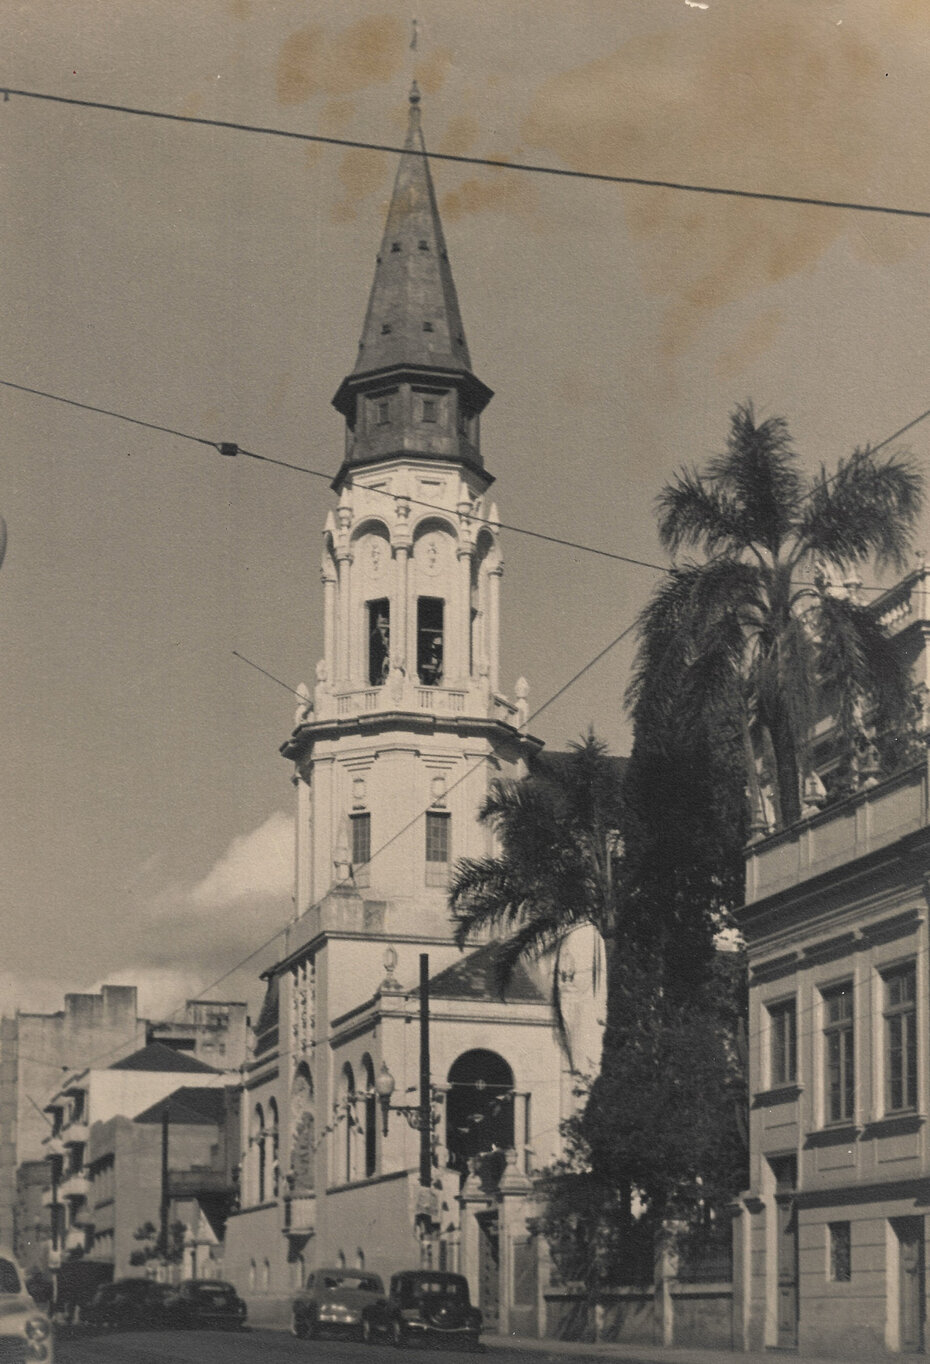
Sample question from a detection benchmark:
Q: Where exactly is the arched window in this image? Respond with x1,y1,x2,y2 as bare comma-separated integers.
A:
249,1260,256,1291
446,1050,515,1182
361,1055,377,1178
267,1099,280,1199
262,1259,270,1292
252,1104,266,1204
341,1064,356,1184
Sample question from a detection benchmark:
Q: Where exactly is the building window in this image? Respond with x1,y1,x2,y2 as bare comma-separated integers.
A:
426,811,450,863
417,597,444,685
829,1222,851,1282
368,599,390,685
769,999,797,1087
351,812,371,872
377,400,390,425
823,984,855,1124
422,398,437,422
363,1057,377,1179
884,963,917,1113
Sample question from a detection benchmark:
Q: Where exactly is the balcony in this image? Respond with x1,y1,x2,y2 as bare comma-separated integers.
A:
59,1171,89,1201
282,1193,316,1236
62,1121,88,1145
168,1168,234,1199
332,682,469,720
745,757,930,905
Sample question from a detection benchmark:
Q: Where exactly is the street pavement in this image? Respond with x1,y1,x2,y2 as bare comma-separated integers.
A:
53,1324,930,1363
53,1325,698,1364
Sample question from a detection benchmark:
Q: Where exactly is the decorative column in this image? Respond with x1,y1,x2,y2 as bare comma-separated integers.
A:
394,544,409,674
322,567,337,676
457,545,473,682
488,565,502,695
335,550,352,682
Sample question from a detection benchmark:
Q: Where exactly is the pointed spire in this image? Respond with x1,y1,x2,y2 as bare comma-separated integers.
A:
352,84,472,376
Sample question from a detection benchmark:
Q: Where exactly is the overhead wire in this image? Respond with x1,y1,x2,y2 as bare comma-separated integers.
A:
5,85,930,223
2,375,928,1089
0,379,665,573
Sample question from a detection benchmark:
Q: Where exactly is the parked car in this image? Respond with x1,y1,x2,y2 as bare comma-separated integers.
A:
0,1247,53,1361
163,1279,247,1330
291,1268,385,1340
82,1278,170,1330
362,1270,482,1349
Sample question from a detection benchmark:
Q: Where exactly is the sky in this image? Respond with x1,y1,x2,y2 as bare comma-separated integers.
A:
3,0,930,1040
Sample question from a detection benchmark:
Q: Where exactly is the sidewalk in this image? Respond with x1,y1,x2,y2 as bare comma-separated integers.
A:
483,1333,927,1364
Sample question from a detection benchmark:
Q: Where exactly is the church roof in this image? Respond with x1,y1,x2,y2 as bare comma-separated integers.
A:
351,83,472,379
419,941,547,1005
133,1086,230,1126
109,1041,220,1073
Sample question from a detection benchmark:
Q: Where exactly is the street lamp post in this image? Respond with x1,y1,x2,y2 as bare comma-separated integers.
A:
374,954,440,1241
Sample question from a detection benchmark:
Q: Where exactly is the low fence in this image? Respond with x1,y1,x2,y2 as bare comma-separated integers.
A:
543,1220,735,1351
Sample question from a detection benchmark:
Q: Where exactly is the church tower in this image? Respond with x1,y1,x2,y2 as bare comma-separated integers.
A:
283,83,535,941
227,89,569,1327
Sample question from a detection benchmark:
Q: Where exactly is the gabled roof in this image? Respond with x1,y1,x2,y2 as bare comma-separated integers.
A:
420,941,547,1004
133,1086,230,1126
351,83,472,380
109,1041,220,1074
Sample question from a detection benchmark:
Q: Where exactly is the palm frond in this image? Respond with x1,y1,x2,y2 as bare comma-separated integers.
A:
706,403,802,557
656,470,748,557
798,447,924,573
816,596,913,739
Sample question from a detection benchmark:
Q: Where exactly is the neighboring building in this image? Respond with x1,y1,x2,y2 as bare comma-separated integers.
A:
87,1085,241,1280
737,565,930,1357
0,985,147,1259
43,1042,235,1267
223,85,600,1333
147,1000,249,1070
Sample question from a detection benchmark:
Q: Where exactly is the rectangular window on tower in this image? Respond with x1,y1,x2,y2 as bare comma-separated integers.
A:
425,811,450,886
351,813,371,888
368,599,390,686
417,597,444,686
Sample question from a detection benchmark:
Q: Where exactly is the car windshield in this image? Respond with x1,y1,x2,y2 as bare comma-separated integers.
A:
0,1260,21,1295
321,1273,380,1292
406,1276,466,1301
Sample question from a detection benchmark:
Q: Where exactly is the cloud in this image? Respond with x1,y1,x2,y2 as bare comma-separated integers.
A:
276,16,405,105
188,810,293,909
91,968,206,1022
520,10,888,345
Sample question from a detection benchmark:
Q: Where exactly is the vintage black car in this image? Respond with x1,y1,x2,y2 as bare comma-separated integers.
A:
163,1279,247,1330
361,1270,482,1349
82,1278,171,1330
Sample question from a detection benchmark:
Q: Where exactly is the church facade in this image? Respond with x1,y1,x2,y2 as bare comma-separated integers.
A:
223,85,598,1336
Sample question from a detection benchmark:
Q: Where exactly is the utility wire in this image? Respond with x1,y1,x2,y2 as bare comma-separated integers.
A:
23,613,638,1091
5,85,930,223
0,379,666,572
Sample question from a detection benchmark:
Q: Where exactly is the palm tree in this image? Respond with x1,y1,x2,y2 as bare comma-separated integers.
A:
448,731,623,1060
629,403,923,828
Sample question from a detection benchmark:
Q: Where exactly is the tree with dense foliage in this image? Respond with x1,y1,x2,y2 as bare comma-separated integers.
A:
448,730,623,1056
628,403,923,827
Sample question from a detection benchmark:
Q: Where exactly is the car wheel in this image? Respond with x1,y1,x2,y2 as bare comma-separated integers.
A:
391,1318,407,1349
292,1310,308,1339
